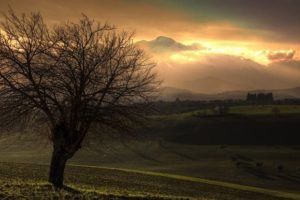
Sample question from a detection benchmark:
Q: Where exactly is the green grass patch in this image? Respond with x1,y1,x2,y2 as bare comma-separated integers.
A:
153,105,300,120
229,105,300,115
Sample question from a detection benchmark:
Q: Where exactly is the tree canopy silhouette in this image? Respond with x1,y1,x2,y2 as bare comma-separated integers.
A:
0,9,158,187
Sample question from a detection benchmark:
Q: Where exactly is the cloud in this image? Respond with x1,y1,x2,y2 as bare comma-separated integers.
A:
157,53,300,93
267,50,295,62
0,0,193,40
143,37,297,66
137,37,300,93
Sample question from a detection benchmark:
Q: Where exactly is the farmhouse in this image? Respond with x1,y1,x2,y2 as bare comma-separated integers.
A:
247,93,274,103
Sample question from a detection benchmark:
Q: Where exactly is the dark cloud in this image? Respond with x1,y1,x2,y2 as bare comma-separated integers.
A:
267,50,296,62
215,0,300,43
1,0,300,43
0,0,197,41
135,0,300,43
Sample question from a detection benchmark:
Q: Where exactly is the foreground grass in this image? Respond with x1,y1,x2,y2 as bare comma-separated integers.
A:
0,179,167,200
0,162,297,200
75,165,299,200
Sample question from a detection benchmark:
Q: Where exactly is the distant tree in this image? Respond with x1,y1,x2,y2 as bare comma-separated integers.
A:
0,9,158,187
175,97,181,103
247,93,273,104
247,93,257,102
272,107,280,116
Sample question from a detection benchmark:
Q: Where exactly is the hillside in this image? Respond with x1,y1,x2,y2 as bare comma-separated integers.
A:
1,105,300,198
160,86,300,101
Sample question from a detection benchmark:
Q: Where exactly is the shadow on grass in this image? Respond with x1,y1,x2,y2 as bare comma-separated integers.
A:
60,185,82,194
231,153,300,183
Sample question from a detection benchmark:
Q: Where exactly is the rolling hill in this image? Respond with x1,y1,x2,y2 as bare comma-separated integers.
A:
160,86,300,101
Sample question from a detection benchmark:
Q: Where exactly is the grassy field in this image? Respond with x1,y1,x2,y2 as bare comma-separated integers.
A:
155,105,300,119
228,105,300,115
0,105,300,199
0,162,299,200
1,140,300,199
144,105,300,145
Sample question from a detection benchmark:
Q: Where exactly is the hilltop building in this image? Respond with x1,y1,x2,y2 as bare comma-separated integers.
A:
247,93,274,103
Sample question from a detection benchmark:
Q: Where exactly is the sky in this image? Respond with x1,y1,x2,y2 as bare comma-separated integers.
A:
0,0,300,93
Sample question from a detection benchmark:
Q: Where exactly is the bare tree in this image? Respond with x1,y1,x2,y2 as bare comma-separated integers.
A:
0,10,158,187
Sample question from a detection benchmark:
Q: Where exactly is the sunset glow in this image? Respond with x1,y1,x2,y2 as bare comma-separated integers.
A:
169,43,295,65
0,0,299,93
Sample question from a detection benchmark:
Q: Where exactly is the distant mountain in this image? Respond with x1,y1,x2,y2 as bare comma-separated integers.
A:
183,77,253,94
160,86,300,101
160,87,208,100
159,54,300,93
136,36,201,53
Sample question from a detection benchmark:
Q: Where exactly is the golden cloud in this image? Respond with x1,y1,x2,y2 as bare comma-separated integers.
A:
267,50,295,62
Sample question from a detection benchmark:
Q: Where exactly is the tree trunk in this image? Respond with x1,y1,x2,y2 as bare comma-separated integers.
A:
48,148,68,187
48,123,81,187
